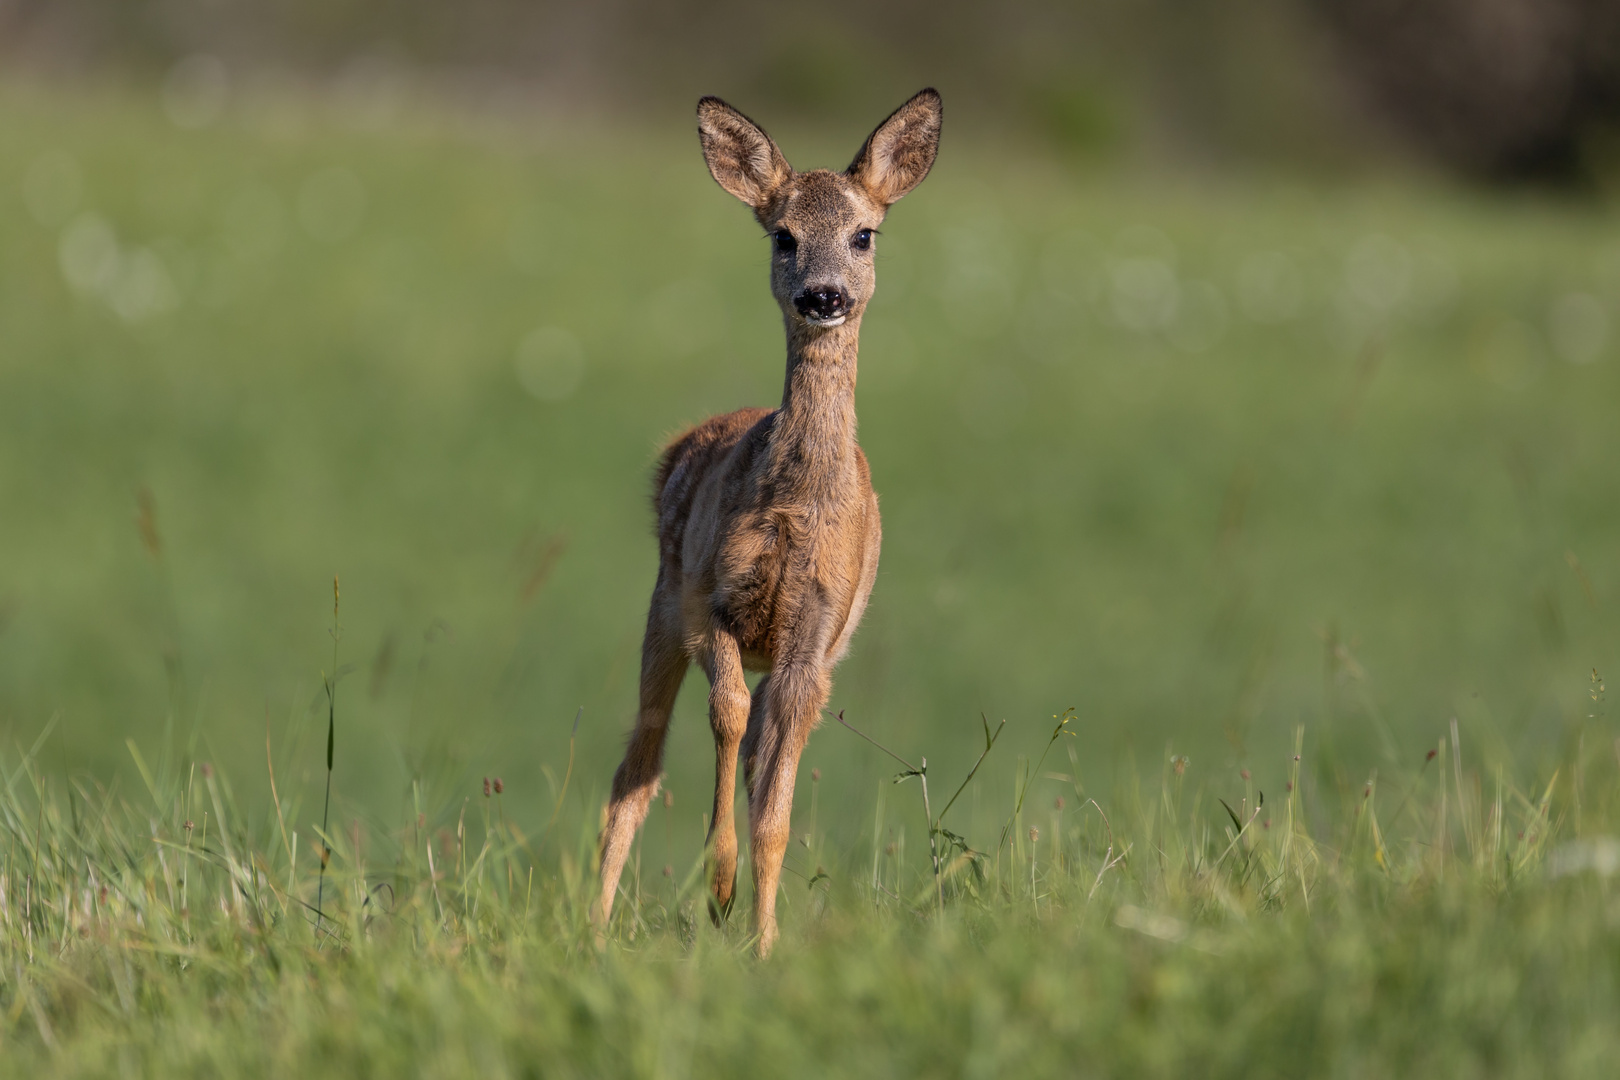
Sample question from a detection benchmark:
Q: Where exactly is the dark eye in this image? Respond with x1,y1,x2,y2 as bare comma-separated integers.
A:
851,228,873,251
771,229,797,253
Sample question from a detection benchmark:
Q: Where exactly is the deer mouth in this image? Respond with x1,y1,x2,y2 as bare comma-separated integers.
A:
801,313,847,328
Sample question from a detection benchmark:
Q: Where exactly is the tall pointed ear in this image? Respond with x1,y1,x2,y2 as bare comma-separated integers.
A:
846,88,942,207
697,97,793,212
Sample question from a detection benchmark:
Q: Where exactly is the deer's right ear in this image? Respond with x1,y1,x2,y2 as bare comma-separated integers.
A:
698,97,792,212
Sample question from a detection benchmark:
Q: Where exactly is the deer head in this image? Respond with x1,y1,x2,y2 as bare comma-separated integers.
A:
697,89,943,331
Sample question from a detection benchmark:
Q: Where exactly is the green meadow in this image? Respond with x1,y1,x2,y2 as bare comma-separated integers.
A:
1,80,1619,1075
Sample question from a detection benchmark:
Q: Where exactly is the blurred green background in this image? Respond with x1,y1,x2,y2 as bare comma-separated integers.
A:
0,1,1618,873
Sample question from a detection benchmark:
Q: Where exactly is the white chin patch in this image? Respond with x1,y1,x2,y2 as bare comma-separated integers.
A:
805,315,847,328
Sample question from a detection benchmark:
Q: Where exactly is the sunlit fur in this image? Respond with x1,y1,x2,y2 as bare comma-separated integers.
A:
596,89,942,956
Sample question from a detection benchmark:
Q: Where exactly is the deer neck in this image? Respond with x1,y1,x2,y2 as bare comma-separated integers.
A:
769,315,861,497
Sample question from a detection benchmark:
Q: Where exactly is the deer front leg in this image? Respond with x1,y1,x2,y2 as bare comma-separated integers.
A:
747,660,829,957
596,597,688,933
700,631,750,923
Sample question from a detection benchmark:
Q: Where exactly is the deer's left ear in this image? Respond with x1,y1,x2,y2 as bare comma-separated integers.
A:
847,88,943,207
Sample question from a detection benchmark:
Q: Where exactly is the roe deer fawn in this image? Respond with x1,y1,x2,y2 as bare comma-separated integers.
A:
595,89,943,956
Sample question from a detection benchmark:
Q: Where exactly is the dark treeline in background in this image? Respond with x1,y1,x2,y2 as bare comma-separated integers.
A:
2,0,1618,184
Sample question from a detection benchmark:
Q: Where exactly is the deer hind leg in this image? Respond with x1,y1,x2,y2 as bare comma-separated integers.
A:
596,598,688,932
700,630,750,924
740,673,770,803
747,660,829,957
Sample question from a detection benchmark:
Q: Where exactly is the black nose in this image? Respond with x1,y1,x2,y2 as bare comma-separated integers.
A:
794,286,849,321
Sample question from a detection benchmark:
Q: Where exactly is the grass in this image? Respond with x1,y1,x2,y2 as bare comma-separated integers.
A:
0,77,1619,1073
4,695,1620,1076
